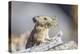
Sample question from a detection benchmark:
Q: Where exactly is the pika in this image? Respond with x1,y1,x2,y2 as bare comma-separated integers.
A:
26,16,56,48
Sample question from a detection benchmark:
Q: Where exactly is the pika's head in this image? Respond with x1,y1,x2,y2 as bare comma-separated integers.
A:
33,16,57,28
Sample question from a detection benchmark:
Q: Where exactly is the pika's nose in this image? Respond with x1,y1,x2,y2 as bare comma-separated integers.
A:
33,17,36,23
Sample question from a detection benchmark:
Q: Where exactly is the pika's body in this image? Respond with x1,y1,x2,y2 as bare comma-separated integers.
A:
26,16,56,48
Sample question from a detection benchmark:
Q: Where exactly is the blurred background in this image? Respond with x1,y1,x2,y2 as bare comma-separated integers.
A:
10,1,78,43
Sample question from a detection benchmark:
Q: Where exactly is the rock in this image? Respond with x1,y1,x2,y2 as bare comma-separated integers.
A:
16,31,63,53
53,41,77,50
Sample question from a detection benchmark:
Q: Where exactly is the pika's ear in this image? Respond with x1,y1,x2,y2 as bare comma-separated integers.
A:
32,17,36,23
51,16,57,20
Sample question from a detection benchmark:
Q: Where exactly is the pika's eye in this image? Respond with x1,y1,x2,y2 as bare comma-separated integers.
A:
44,18,47,20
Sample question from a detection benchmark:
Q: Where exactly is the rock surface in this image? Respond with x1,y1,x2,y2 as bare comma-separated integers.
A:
13,31,77,53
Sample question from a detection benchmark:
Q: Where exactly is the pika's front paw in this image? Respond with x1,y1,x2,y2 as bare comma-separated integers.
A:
41,40,49,43
45,38,52,41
